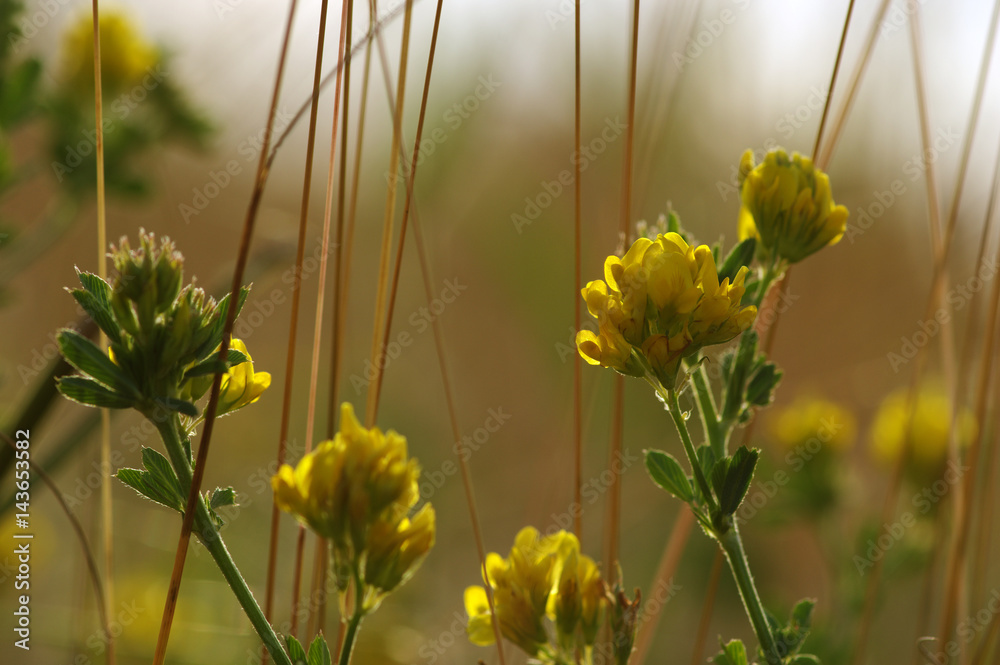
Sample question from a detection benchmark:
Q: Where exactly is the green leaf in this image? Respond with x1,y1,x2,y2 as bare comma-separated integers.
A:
746,363,782,407
713,639,748,665
792,598,815,631
199,286,250,358
115,449,185,512
722,330,759,420
154,396,199,417
645,450,694,503
788,655,821,664
695,444,718,505
285,635,308,664
57,376,135,409
210,487,237,510
70,289,122,345
307,635,332,665
719,237,757,283
57,329,137,396
712,447,760,516
74,270,122,341
183,348,249,379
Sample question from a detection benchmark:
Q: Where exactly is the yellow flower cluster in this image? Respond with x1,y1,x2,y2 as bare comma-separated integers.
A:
576,232,757,387
869,383,977,478
272,403,434,604
771,396,856,454
465,527,606,662
738,149,848,264
61,12,160,95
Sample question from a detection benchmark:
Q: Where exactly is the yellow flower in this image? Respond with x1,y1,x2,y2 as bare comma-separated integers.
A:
771,396,857,453
272,403,420,551
738,149,848,264
61,11,160,95
217,339,271,415
465,527,608,660
364,503,435,596
869,383,977,477
577,232,756,386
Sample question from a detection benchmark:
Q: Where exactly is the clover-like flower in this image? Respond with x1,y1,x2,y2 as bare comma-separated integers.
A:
61,11,159,96
771,396,856,454
465,527,608,663
576,232,757,387
364,503,436,595
216,339,271,416
869,383,977,482
738,148,848,264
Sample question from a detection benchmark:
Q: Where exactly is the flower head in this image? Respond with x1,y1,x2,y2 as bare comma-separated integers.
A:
465,526,608,662
216,339,271,415
738,149,848,264
869,383,977,480
770,396,856,454
365,503,436,596
271,403,420,552
577,232,756,386
61,11,159,96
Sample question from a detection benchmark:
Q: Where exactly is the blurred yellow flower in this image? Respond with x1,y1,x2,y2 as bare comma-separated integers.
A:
61,11,160,95
365,503,436,595
271,402,419,551
465,527,608,661
771,396,857,453
869,383,977,475
738,149,848,264
577,232,756,386
217,339,271,416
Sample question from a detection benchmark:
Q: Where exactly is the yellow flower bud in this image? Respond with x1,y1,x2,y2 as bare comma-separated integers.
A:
364,503,435,595
738,148,848,264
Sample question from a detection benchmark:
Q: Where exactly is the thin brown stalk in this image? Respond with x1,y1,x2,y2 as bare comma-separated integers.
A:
605,0,640,590
365,14,506,664
90,1,114,662
811,0,856,164
938,147,1000,661
971,601,1000,665
364,0,414,428
631,508,694,665
371,0,446,419
816,0,893,167
3,433,113,656
283,0,333,641
328,0,375,443
153,2,299,663
573,0,583,540
305,0,351,639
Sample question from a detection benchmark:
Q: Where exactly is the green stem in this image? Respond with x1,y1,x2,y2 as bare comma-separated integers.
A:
717,525,782,665
152,414,293,665
660,386,718,515
690,364,725,457
337,571,366,665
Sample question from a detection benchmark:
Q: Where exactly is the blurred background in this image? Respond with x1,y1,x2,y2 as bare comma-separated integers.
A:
2,0,1000,663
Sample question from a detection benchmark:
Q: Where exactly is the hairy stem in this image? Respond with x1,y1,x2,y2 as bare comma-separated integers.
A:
153,414,293,665
716,526,782,665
